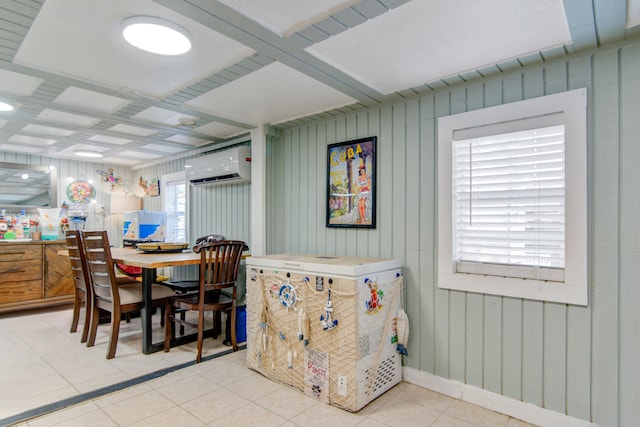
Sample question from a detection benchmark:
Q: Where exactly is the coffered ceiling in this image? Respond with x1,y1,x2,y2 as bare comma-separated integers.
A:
0,0,639,166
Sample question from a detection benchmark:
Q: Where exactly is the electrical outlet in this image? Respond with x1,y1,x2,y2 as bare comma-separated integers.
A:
337,375,347,397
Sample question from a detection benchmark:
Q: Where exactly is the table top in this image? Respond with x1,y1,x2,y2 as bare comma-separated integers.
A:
110,247,201,269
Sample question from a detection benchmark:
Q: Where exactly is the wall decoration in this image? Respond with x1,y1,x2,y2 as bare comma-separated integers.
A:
96,168,123,191
66,180,95,204
139,177,160,197
326,136,376,228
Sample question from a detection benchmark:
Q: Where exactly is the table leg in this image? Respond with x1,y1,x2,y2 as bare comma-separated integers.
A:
141,267,156,354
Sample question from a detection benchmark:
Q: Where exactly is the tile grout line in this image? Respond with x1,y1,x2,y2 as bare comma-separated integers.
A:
0,346,246,427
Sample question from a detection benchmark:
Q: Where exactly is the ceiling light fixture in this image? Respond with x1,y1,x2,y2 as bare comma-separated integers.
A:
122,16,192,56
75,151,104,158
0,101,15,112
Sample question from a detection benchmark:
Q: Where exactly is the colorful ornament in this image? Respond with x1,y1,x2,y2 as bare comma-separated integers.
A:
320,289,338,331
395,308,409,356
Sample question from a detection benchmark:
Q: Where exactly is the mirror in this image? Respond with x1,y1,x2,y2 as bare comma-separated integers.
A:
0,162,57,210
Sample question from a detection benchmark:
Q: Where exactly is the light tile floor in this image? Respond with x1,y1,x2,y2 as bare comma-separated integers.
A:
0,307,536,427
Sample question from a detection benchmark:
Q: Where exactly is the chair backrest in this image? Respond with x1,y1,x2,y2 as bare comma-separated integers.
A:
81,231,120,306
65,230,92,298
193,240,248,293
194,234,226,245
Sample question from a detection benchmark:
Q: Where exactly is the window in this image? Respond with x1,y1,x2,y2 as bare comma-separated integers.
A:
161,171,187,243
437,88,588,305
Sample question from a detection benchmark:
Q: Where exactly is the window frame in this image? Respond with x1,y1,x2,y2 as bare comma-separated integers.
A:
437,88,588,305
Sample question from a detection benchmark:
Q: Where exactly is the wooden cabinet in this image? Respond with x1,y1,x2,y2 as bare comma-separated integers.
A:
0,240,74,313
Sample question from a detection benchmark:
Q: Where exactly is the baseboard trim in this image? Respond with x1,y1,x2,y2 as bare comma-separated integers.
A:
402,367,597,427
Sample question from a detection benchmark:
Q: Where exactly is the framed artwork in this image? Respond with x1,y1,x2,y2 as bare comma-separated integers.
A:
326,136,376,228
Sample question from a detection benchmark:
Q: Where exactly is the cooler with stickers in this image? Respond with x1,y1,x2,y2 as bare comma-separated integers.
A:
246,254,403,411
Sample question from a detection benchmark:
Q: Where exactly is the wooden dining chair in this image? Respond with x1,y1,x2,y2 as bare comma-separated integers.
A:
82,230,175,359
163,239,247,362
162,234,226,336
65,230,92,343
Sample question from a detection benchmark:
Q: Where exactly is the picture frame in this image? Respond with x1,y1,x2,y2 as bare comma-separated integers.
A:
326,136,376,228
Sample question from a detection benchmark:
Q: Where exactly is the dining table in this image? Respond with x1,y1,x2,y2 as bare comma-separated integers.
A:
109,247,202,354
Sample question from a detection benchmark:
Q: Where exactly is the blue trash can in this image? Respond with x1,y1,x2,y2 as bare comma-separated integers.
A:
225,305,247,344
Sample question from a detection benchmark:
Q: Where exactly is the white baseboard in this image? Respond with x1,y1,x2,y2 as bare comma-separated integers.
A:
402,367,597,427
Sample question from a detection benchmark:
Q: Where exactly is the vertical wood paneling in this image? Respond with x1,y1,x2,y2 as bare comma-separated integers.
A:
366,109,381,257
565,54,593,422
590,47,620,425
465,293,484,387
483,295,502,394
618,43,640,426
378,105,393,259
433,91,450,379
502,298,522,400
418,95,436,373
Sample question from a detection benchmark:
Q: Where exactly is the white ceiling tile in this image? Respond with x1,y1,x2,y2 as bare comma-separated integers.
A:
21,124,75,137
99,157,141,165
218,0,357,36
14,0,255,99
132,106,198,126
117,150,164,159
0,69,43,96
164,134,208,146
185,62,357,125
0,119,8,128
108,124,158,137
57,143,111,154
36,109,100,127
194,122,247,138
0,144,44,154
139,143,187,153
306,0,571,95
54,87,131,115
88,135,132,145
8,134,58,146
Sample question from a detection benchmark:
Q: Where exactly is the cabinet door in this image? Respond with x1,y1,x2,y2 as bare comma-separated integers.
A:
0,245,42,303
44,243,74,298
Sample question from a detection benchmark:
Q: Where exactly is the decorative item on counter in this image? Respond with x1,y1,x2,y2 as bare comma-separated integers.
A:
38,207,61,240
0,208,7,239
96,168,123,191
17,209,29,239
320,289,338,331
66,180,95,204
395,309,409,356
68,203,88,231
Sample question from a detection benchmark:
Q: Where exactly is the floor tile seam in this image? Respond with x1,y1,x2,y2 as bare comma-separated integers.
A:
0,346,245,427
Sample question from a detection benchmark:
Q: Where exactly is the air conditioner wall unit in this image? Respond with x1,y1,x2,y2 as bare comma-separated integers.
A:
186,146,251,186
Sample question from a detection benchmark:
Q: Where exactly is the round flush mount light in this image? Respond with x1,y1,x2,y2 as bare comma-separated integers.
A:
75,151,104,158
122,16,192,56
0,101,15,112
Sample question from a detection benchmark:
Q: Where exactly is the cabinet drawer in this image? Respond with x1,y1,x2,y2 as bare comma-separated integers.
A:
0,244,42,261
0,259,42,303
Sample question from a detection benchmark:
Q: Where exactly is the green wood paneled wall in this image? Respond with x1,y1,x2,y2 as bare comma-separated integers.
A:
266,40,640,425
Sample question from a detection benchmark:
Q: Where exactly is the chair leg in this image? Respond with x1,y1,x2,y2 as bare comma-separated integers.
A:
164,303,173,352
196,308,205,363
87,303,100,347
179,310,186,336
70,289,81,333
80,292,91,344
230,306,238,351
106,308,121,359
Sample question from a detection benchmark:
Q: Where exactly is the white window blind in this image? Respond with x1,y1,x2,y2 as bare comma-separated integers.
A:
162,174,186,243
452,115,565,282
